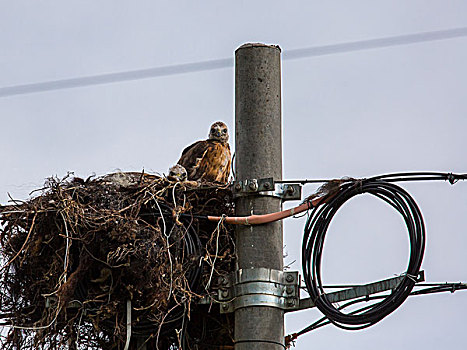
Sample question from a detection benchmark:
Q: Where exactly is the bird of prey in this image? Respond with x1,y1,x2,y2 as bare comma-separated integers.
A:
168,164,188,182
176,121,231,183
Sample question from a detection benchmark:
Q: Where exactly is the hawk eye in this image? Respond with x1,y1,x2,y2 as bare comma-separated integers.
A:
222,129,227,133
211,128,215,133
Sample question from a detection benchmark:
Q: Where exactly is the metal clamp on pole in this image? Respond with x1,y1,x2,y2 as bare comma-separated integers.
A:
232,177,302,201
218,268,299,313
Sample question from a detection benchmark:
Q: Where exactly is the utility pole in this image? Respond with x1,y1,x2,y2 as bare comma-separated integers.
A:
234,43,284,349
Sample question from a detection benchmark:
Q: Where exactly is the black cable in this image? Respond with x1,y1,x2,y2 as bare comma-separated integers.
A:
410,283,467,296
235,339,286,349
132,215,203,336
367,172,467,184
302,178,426,330
296,296,386,336
294,282,467,337
278,172,467,185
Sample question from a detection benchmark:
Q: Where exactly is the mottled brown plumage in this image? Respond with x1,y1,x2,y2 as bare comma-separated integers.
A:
177,121,231,183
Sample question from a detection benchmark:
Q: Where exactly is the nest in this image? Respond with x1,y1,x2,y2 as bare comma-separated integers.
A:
0,172,236,349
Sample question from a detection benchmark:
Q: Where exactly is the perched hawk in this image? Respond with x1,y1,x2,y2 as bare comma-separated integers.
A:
176,121,231,183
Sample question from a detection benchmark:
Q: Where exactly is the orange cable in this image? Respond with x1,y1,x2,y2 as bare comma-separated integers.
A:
207,196,324,225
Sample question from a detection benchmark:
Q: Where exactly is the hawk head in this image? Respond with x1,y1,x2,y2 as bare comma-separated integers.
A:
208,121,229,143
168,164,187,182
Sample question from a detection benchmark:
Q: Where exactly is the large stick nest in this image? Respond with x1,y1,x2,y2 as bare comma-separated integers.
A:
0,172,235,349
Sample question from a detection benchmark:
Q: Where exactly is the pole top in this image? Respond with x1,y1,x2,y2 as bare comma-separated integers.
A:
236,43,281,53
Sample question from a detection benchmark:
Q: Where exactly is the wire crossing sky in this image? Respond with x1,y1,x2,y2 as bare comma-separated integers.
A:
0,26,466,98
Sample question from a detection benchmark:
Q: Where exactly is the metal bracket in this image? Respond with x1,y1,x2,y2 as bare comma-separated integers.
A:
218,268,300,313
232,177,302,201
289,270,425,312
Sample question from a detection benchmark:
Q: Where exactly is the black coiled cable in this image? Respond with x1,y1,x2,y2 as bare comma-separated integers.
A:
302,178,426,330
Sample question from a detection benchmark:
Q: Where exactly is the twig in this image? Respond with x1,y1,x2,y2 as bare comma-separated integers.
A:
0,212,37,273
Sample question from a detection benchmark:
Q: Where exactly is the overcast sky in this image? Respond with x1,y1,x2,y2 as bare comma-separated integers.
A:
1,1,466,349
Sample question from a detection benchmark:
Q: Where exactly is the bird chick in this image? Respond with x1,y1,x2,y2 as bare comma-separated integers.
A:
168,164,188,182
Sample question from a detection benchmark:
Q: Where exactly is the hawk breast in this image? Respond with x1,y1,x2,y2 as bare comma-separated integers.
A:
177,140,231,183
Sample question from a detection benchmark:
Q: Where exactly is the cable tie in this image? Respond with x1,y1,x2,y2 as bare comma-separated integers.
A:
351,178,364,193
404,273,418,282
312,292,326,305
446,173,458,185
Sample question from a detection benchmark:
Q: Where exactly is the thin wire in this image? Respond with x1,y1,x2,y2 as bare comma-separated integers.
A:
60,211,70,284
279,172,467,185
11,304,62,331
152,194,174,299
275,179,330,184
1,27,467,97
172,182,180,208
123,300,132,350
235,339,286,349
205,215,225,290
75,301,85,348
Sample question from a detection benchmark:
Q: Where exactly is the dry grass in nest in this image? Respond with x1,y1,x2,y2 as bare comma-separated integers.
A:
0,172,235,349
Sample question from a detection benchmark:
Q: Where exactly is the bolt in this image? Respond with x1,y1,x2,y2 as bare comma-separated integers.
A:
286,274,294,283
248,182,258,191
286,186,295,194
221,290,229,298
287,299,296,307
263,181,271,189
286,286,294,295
222,303,229,310
234,183,242,191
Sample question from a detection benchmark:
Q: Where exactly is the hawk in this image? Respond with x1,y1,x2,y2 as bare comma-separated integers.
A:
176,121,231,183
167,164,188,182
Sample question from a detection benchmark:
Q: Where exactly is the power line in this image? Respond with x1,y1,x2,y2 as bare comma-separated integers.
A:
1,26,467,98
0,58,233,98
282,26,467,60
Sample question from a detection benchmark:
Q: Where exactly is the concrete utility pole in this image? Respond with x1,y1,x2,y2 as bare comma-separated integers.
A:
234,43,284,349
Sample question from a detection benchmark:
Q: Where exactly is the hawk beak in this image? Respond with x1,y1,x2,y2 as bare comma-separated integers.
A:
216,130,222,137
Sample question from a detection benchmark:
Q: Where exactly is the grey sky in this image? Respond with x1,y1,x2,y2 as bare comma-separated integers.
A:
1,1,466,349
